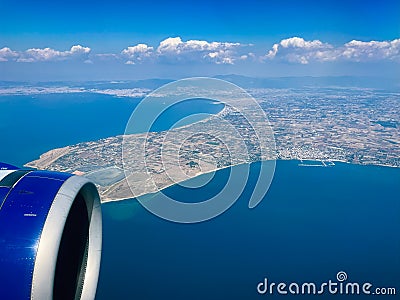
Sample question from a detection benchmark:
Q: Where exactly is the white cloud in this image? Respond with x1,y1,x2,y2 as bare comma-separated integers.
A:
121,43,154,63
341,39,400,61
265,37,334,64
16,45,91,62
264,37,400,64
280,37,326,49
156,37,244,64
70,45,91,55
206,50,235,64
123,44,154,55
119,37,246,65
0,47,19,62
265,44,279,59
157,37,240,54
157,37,183,54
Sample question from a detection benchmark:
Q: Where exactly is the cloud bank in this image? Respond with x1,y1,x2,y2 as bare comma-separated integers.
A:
264,37,400,64
120,37,246,64
0,47,19,62
1,37,399,65
0,45,91,63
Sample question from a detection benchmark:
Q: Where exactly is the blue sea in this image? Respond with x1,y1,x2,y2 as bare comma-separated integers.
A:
0,94,223,166
0,93,399,299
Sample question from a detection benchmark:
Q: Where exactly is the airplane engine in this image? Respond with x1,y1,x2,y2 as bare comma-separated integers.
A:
0,162,102,300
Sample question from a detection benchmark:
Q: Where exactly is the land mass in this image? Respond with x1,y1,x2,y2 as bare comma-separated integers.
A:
25,86,399,202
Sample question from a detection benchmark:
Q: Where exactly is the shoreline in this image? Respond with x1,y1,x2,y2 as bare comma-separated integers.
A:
100,158,399,204
101,161,244,203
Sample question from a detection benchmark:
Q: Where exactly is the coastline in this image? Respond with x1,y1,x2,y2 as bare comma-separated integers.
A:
100,158,399,204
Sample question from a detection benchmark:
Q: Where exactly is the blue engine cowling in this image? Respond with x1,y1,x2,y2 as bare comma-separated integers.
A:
0,162,102,300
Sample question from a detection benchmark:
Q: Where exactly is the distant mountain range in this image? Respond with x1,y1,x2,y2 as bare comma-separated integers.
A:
0,75,399,91
214,75,400,90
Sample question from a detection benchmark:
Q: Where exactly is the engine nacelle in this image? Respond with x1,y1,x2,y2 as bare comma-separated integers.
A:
0,162,102,300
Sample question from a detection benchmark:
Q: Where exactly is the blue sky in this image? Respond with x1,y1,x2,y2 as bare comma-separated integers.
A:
0,0,399,80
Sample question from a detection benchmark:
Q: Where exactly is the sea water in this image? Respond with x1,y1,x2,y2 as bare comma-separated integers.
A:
0,93,223,166
97,160,400,299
